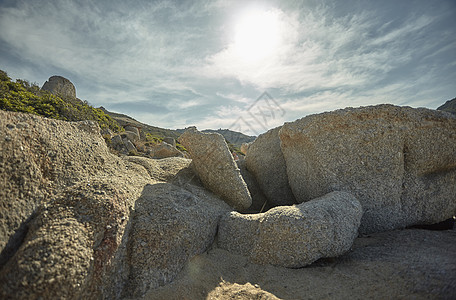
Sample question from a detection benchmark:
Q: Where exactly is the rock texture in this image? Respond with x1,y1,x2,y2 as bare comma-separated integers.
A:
41,75,76,98
151,142,184,159
178,127,252,210
218,191,363,268
246,126,296,206
125,183,229,297
280,105,456,234
0,181,133,299
0,110,227,299
0,110,152,299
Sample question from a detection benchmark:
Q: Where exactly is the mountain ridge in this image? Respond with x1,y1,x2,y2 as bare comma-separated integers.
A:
100,106,256,148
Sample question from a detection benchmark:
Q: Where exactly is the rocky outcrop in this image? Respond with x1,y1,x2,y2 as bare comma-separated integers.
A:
0,110,152,299
41,75,76,98
218,191,362,268
125,183,229,297
178,127,252,210
124,125,140,137
280,104,456,234
246,126,296,206
0,180,133,299
0,110,226,299
120,131,140,144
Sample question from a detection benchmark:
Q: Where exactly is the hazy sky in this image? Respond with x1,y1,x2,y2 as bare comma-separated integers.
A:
1,0,455,135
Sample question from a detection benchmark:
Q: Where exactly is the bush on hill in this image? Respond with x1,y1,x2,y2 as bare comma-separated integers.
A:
0,70,122,132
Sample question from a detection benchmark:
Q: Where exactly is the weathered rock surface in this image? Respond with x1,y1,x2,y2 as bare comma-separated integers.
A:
120,131,140,144
125,156,191,182
125,139,137,153
124,125,140,137
0,110,152,299
125,182,229,297
218,191,362,268
0,110,226,299
178,127,252,210
246,126,296,206
41,75,76,98
0,181,133,299
151,142,184,159
280,105,456,234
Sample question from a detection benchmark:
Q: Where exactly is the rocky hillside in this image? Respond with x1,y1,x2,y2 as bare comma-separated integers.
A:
0,70,122,132
101,106,255,150
99,106,181,139
437,97,456,114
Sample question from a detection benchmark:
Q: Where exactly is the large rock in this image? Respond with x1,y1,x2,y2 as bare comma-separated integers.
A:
245,126,296,206
178,127,252,210
125,183,229,297
0,110,152,299
124,125,140,136
279,104,456,234
0,181,133,299
41,75,76,98
120,131,140,144
218,191,362,268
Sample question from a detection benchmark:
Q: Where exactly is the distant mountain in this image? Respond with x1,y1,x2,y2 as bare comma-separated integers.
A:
100,107,256,147
437,97,456,115
201,129,255,147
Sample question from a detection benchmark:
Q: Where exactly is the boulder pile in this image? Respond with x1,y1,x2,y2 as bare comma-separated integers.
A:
1,103,455,299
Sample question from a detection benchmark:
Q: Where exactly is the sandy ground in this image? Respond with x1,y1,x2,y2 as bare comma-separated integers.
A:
142,228,456,300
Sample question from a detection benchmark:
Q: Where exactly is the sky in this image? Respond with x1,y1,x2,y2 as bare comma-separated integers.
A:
1,0,455,136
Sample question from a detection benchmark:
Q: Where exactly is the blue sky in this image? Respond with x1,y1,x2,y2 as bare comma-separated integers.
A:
1,0,455,135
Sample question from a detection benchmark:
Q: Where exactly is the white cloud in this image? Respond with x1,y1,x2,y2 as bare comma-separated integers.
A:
1,0,455,134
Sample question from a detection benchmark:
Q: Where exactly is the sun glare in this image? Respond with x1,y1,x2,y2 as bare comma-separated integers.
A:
233,9,281,62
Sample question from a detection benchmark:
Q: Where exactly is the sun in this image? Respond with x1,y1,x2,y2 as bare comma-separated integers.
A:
233,9,281,62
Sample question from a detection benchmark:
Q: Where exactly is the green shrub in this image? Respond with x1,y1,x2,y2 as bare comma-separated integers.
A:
0,69,122,132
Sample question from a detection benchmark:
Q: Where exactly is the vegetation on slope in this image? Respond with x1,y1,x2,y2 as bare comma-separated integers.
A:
0,70,122,132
